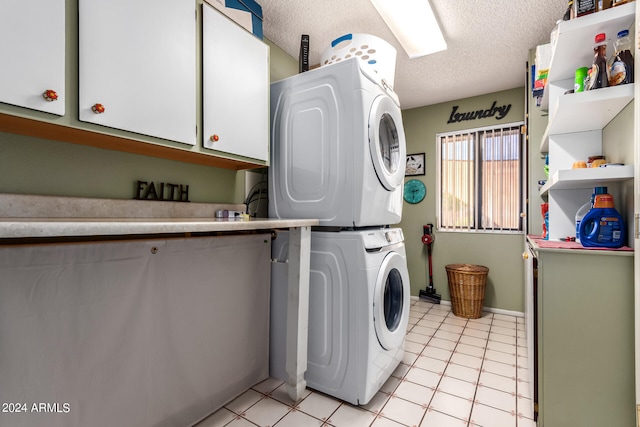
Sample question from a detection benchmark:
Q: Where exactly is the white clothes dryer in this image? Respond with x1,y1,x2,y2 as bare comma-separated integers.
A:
269,58,407,228
270,228,410,405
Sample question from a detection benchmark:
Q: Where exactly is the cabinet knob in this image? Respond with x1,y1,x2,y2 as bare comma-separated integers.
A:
210,134,219,142
42,89,58,102
522,252,529,260
92,103,105,114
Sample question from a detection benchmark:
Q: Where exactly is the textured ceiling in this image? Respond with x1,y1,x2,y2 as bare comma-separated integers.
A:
260,0,568,109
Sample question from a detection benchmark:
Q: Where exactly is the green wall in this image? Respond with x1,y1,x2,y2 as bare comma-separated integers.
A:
0,131,239,202
400,88,526,312
267,38,298,82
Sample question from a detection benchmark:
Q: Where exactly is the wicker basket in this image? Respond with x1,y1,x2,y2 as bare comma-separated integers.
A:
445,264,489,319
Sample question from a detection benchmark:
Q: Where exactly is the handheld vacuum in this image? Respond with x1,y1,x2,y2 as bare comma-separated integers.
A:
419,223,441,304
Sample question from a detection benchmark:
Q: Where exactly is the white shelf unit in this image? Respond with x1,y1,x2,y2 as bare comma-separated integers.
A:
540,2,636,111
540,165,634,195
539,3,635,242
540,83,634,153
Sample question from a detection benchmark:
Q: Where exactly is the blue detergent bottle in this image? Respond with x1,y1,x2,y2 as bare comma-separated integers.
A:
578,187,625,248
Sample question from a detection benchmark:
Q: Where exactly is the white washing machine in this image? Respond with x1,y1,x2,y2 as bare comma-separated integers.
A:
270,228,410,405
269,57,406,228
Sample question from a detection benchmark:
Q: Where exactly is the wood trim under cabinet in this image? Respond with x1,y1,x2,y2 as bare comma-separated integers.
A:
0,113,261,171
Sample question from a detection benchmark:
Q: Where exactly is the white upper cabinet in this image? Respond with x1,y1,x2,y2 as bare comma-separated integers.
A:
78,0,196,145
0,0,65,115
202,4,269,162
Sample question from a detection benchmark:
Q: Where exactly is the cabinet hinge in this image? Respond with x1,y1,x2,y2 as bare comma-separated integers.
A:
521,125,527,134
636,404,640,427
635,213,640,239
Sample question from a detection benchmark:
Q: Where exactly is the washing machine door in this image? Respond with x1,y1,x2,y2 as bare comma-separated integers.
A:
373,251,410,350
368,95,406,191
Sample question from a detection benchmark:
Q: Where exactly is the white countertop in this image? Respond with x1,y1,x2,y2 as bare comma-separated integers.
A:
0,217,318,239
526,235,633,256
0,193,318,239
0,193,315,403
0,193,317,404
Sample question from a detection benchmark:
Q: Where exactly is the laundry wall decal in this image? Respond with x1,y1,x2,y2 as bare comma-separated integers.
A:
447,101,512,124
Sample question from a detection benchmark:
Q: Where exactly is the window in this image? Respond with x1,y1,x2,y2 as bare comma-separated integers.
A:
437,123,523,232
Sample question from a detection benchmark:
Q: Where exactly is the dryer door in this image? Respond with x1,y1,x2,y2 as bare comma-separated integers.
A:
373,251,410,350
368,95,406,191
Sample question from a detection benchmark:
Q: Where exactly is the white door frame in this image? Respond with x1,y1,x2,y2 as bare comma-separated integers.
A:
634,2,640,421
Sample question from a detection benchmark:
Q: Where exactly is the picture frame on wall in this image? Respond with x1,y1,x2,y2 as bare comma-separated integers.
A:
405,153,425,176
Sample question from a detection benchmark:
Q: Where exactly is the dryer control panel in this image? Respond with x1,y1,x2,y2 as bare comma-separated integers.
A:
363,228,404,250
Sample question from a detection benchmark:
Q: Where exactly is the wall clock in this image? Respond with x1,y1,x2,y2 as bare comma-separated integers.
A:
403,179,426,204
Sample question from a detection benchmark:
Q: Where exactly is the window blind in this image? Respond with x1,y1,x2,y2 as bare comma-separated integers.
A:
438,124,522,232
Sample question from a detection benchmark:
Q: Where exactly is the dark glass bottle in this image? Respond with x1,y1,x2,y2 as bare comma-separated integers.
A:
587,33,608,90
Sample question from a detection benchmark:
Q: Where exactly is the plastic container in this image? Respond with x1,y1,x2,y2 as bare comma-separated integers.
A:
575,202,590,242
608,29,634,86
578,189,625,248
320,33,397,88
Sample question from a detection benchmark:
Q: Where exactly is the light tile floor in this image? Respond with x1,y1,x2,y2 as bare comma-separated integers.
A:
196,299,536,427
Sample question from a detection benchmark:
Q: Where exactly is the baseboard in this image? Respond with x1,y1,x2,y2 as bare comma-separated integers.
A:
411,295,524,318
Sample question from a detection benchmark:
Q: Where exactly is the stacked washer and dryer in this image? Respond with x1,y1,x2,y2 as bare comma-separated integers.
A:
269,35,410,406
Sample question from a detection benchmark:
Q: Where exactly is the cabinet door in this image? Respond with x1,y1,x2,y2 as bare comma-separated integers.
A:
537,251,634,426
78,0,196,145
0,0,65,115
203,5,269,162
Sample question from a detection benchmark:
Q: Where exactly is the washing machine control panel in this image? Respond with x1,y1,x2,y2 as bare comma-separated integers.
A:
363,228,404,250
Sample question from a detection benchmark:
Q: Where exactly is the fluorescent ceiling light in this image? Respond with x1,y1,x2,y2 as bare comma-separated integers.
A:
369,0,447,59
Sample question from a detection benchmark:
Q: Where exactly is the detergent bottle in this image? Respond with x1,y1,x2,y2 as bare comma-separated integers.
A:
578,187,625,248
575,187,604,242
